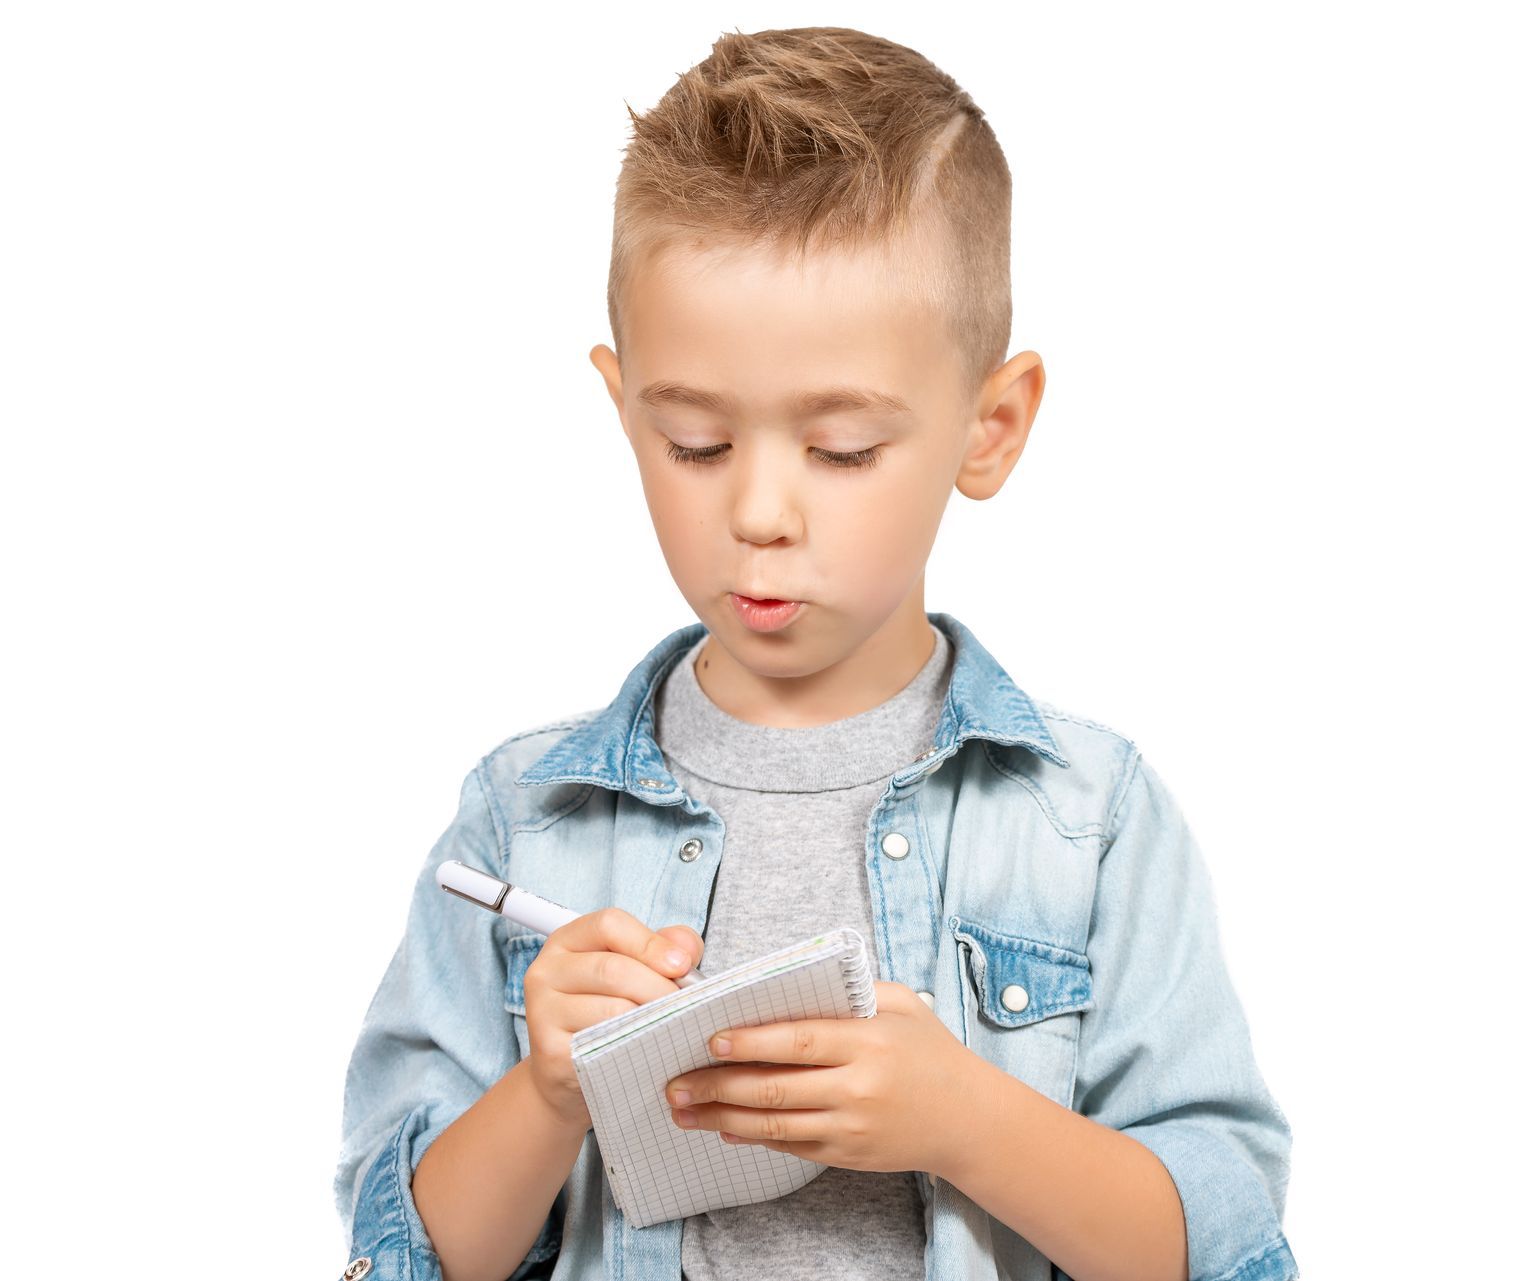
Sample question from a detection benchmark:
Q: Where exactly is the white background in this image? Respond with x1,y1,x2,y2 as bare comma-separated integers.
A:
3,3,1509,1275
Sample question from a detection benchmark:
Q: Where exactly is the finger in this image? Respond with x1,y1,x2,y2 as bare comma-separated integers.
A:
656,924,705,971
714,1131,827,1161
563,991,640,1030
705,1019,850,1066
675,1102,831,1145
665,1064,831,1111
870,981,928,1012
535,992,641,1038
552,907,692,981
548,948,690,1006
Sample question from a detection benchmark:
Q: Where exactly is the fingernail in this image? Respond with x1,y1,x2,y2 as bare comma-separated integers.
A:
712,1037,731,1057
666,949,688,970
671,1089,691,1105
674,1109,696,1126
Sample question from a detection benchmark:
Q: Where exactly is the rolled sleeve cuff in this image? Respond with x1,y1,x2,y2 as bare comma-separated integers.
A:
348,1106,445,1281
347,1105,561,1281
1125,1120,1300,1281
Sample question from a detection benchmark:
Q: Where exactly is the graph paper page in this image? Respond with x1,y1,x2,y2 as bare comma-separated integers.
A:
572,929,871,1229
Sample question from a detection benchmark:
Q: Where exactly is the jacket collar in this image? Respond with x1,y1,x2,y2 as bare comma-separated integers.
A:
515,610,1069,802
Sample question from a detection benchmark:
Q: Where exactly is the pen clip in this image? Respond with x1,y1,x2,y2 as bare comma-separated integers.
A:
437,859,510,912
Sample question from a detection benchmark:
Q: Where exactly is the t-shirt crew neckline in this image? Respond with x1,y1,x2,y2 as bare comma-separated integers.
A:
652,622,953,794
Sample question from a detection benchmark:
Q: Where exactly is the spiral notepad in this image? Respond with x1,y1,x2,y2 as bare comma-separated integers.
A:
570,926,876,1229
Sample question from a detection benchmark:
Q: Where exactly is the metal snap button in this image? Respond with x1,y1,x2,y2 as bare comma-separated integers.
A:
881,832,910,860
1000,983,1029,1013
679,838,703,862
915,989,935,1010
342,1258,373,1281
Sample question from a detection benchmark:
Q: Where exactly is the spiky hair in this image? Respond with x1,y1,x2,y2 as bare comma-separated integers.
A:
607,26,1012,406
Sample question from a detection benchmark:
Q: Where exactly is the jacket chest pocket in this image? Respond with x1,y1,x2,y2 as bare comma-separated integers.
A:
950,914,1093,1108
502,931,547,1060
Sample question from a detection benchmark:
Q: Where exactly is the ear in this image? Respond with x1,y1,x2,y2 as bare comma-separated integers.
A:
589,343,628,432
955,351,1046,501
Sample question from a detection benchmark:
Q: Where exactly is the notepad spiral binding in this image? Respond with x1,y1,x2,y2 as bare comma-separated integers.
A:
837,927,877,1018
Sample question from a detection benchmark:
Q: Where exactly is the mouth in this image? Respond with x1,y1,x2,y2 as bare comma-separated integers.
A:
729,592,804,633
734,589,799,604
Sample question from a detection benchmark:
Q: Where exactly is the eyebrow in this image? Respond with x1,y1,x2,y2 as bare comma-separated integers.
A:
636,381,912,418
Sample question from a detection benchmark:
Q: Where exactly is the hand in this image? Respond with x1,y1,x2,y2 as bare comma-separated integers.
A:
522,907,705,1130
662,981,979,1176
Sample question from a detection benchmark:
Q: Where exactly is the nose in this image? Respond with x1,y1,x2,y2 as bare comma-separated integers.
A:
728,441,803,545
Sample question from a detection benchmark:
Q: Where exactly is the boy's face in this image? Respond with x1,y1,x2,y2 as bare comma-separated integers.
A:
591,236,1043,708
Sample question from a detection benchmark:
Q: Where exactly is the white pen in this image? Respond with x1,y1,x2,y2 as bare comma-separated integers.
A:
435,859,708,986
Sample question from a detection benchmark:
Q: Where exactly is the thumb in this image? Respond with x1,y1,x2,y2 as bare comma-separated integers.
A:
656,924,705,971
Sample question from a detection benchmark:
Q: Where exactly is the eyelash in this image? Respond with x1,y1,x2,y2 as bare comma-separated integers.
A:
663,442,883,470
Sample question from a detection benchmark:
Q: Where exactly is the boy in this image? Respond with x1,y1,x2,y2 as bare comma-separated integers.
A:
334,26,1297,1281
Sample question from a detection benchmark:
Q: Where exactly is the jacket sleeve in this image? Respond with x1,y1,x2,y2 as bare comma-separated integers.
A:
1067,748,1299,1281
332,763,565,1281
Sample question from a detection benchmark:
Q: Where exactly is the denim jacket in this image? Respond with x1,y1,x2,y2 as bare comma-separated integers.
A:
334,611,1298,1281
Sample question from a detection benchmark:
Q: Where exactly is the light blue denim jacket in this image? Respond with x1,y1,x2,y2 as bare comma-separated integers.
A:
334,611,1298,1281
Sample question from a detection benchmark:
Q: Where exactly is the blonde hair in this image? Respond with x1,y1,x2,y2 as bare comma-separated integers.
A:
607,26,1012,409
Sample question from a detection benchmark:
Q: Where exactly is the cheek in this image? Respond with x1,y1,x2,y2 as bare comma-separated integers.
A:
818,480,937,581
640,468,714,567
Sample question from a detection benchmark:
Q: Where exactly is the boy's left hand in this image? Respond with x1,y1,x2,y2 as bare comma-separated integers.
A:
663,981,983,1177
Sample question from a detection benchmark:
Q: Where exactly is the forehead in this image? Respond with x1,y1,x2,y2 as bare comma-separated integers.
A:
620,236,954,408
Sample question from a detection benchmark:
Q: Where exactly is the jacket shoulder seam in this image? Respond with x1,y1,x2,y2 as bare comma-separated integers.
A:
1099,741,1145,856
470,760,511,875
1035,701,1140,753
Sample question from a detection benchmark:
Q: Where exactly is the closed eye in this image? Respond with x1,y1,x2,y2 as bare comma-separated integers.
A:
663,441,882,470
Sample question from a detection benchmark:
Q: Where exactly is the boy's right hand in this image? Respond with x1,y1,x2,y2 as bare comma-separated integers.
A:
521,907,704,1130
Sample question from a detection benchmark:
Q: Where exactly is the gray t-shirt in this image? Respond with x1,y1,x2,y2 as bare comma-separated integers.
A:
652,622,954,1281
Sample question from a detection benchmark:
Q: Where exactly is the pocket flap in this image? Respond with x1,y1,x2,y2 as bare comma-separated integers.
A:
503,931,547,1015
950,915,1093,1029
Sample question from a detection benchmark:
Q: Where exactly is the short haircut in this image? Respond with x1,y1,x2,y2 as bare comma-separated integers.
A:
607,26,1012,410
